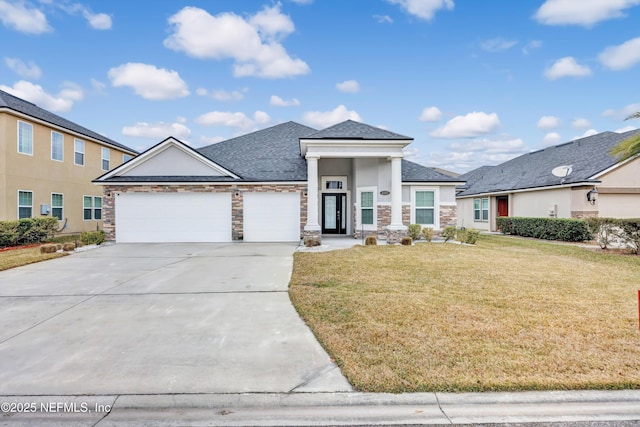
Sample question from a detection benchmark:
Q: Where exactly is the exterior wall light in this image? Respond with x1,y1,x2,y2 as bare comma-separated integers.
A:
586,187,598,205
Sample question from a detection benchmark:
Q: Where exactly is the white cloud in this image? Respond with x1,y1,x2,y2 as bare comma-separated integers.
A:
4,57,42,79
534,0,640,27
302,105,362,128
419,106,442,122
199,135,226,145
616,125,637,133
602,103,640,120
0,80,83,112
522,40,543,55
537,116,561,130
196,88,208,96
270,95,300,107
544,56,592,80
84,11,111,30
122,121,191,140
572,129,599,140
211,89,245,101
90,78,106,94
542,132,562,146
430,111,500,139
336,80,360,93
108,63,190,100
374,14,394,23
599,37,640,70
194,110,271,130
289,0,313,3
572,118,591,129
387,0,454,21
424,136,527,172
0,0,51,34
480,37,518,52
163,5,309,79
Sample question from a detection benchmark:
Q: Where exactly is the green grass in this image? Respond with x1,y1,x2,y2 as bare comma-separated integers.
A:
289,235,640,393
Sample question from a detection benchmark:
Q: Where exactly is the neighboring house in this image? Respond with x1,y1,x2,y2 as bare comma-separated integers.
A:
94,120,464,244
0,89,137,234
456,129,640,232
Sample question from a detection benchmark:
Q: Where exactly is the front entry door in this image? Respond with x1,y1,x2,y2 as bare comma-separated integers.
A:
322,193,347,234
497,197,509,217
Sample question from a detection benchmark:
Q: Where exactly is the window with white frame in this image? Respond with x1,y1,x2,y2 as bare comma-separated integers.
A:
321,176,347,190
51,131,63,161
101,147,110,170
357,187,376,229
51,193,63,220
18,191,33,219
474,198,489,221
84,196,102,220
361,191,374,225
74,139,85,165
123,153,133,163
415,190,435,225
18,121,33,155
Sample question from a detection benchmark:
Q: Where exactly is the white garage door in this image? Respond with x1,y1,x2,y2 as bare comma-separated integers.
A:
115,192,232,243
243,192,300,242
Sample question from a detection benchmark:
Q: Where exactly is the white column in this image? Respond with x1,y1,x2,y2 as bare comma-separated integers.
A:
388,155,406,230
304,155,321,231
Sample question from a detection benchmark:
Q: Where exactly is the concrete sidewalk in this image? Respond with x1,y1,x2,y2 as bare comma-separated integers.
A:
1,390,640,426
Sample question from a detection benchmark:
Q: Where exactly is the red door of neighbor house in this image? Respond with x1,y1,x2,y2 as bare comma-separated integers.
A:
497,198,509,217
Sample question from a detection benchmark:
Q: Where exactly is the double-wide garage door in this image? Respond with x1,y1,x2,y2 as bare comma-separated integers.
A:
115,192,300,243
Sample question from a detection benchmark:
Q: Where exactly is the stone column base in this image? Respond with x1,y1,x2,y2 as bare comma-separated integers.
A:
386,228,408,244
303,230,321,247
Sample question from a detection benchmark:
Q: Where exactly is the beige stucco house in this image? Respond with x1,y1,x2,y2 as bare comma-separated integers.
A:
0,89,137,234
94,120,464,244
456,129,640,232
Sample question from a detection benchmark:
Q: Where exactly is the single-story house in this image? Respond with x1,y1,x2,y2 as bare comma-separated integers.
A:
456,129,640,232
94,120,464,244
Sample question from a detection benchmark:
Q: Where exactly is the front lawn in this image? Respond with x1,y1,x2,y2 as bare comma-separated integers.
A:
289,235,640,392
0,246,67,271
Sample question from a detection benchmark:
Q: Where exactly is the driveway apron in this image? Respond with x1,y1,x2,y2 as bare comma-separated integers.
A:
0,243,352,395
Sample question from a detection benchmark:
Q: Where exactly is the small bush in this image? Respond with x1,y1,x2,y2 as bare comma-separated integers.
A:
40,244,58,254
456,228,467,243
422,227,433,242
586,217,618,249
304,237,321,247
443,226,456,242
401,237,412,246
617,219,640,254
79,230,105,246
495,217,591,242
365,236,377,246
62,242,76,251
0,217,57,247
464,229,480,244
408,224,422,240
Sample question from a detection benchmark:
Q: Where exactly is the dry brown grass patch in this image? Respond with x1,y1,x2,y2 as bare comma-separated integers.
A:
289,236,640,392
0,246,67,271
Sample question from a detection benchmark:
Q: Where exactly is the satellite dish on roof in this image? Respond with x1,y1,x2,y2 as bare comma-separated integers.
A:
552,165,573,178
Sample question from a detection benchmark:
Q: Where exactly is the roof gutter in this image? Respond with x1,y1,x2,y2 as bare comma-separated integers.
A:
456,180,601,198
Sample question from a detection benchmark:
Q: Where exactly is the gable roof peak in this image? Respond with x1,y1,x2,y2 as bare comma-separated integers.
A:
304,120,412,140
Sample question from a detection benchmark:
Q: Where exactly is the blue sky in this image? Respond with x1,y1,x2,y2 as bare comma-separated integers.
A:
1,0,639,173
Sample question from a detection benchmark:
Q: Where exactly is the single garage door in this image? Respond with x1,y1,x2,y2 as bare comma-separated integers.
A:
115,192,232,243
243,192,300,242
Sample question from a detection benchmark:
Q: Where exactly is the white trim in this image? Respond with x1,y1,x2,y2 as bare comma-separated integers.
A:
321,176,348,191
51,131,64,162
456,181,599,199
590,155,640,179
440,201,457,206
1,108,137,155
101,147,110,171
17,120,33,156
74,138,85,166
51,192,64,221
402,181,465,186
96,137,240,181
356,186,377,232
94,181,307,186
17,189,33,219
411,186,439,229
82,195,101,221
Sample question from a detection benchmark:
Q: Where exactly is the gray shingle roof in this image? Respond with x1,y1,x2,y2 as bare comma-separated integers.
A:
197,121,317,181
303,120,412,140
0,89,137,154
402,160,465,182
457,129,640,197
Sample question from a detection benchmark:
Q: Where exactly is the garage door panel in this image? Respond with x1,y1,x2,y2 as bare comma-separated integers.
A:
244,192,300,242
116,193,232,243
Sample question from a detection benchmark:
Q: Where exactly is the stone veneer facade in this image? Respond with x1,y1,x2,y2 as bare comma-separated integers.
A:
102,184,307,242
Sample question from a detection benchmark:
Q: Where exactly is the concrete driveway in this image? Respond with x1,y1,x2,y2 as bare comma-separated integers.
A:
0,243,352,395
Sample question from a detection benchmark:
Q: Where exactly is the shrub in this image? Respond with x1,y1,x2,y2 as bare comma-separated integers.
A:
456,228,467,243
401,237,412,246
422,227,433,242
617,219,640,255
585,217,618,249
443,226,456,242
0,217,58,247
464,229,480,244
40,244,58,254
62,242,76,252
304,237,321,247
408,224,422,240
365,235,377,246
79,230,106,246
494,217,591,242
